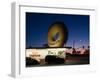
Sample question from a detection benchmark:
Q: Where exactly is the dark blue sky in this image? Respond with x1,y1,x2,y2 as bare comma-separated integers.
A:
26,12,89,48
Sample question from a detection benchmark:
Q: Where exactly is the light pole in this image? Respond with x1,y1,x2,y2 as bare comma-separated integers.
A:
73,41,75,49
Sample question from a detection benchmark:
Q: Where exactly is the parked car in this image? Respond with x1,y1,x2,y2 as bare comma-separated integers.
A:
45,55,65,64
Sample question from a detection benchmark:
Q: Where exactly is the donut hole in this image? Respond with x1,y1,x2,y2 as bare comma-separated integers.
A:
52,32,59,41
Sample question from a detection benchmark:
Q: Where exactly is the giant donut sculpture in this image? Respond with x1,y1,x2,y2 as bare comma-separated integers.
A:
48,21,68,47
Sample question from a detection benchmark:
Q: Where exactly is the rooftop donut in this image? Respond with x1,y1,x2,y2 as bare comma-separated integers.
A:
48,21,68,47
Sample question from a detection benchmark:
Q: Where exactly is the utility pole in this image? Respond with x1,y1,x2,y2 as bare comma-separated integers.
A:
73,41,75,49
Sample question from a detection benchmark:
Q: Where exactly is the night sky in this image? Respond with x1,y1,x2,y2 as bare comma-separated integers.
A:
26,12,89,48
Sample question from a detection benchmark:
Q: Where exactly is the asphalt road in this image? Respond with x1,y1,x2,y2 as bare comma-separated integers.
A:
26,55,89,67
